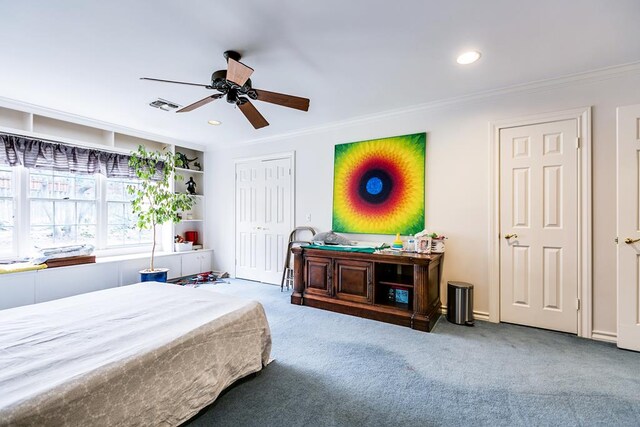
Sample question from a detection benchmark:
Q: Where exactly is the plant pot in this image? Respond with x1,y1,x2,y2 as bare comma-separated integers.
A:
140,268,169,283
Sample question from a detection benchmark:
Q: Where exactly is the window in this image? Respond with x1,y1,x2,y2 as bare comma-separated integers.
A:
29,171,97,248
0,135,182,258
8,168,156,256
0,167,14,256
106,177,152,247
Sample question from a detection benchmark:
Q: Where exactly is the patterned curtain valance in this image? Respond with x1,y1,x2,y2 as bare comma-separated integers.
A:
0,134,162,179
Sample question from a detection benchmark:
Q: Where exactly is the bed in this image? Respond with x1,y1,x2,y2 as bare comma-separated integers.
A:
0,282,272,426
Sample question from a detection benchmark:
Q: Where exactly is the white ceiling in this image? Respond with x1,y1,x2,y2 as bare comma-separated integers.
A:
0,0,639,149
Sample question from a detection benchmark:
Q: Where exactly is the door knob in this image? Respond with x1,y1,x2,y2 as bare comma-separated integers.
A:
504,234,518,239
625,237,640,244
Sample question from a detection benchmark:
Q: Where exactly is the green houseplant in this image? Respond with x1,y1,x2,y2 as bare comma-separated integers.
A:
128,145,195,282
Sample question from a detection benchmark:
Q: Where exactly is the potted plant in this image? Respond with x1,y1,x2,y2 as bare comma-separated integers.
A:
128,145,195,282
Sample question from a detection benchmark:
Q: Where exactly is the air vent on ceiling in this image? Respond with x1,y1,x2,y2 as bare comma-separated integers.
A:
149,98,181,111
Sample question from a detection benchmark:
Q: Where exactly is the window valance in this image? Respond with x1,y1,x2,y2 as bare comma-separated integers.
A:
0,134,162,178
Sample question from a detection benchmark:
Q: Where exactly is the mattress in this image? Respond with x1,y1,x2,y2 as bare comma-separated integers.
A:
0,282,272,426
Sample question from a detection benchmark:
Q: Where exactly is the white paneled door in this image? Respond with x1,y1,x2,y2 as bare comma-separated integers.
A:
617,104,640,351
500,119,578,333
235,156,292,284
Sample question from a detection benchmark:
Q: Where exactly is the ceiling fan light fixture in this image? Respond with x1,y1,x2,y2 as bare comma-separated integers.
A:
143,50,310,129
456,50,481,65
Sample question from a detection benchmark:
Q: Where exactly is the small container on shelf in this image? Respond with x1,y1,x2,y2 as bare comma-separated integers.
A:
174,241,193,252
185,231,198,243
431,238,446,253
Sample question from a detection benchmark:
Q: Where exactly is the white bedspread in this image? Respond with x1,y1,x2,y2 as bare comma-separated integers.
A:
0,282,272,426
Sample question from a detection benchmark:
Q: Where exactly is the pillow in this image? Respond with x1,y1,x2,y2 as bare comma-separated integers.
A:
312,230,354,246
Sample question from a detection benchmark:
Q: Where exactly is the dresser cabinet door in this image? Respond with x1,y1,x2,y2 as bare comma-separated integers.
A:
305,256,332,296
334,259,372,304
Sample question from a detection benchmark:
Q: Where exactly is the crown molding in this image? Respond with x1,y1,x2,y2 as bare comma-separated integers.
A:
0,96,207,152
2,60,639,152
223,60,640,150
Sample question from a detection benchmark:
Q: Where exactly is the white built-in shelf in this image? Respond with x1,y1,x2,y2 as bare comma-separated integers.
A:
175,167,204,174
173,144,205,255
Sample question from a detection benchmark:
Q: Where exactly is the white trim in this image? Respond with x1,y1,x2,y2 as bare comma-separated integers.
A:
591,330,617,344
0,97,205,151
233,151,296,279
488,107,592,338
233,151,296,163
215,61,640,149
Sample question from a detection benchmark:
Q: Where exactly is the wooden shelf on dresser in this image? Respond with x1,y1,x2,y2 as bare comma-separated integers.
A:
291,247,443,332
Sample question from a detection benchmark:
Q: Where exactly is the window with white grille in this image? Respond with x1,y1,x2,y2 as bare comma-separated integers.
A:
28,170,97,248
105,177,152,247
0,167,14,256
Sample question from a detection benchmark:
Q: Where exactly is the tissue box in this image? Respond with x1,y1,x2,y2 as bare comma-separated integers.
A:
174,242,193,252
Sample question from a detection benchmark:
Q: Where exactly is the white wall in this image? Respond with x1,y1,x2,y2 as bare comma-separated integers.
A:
206,66,640,337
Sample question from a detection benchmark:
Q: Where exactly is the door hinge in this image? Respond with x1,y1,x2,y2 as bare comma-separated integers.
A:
576,137,580,149
576,299,581,311
615,237,619,244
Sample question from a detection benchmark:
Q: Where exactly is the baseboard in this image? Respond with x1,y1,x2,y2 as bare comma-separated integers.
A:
591,330,617,343
440,305,490,321
439,306,616,339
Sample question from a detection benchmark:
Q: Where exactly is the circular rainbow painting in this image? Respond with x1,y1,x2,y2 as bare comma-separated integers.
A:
332,132,425,235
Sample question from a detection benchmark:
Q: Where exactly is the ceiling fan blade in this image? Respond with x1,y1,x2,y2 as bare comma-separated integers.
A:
140,77,210,88
238,100,269,129
226,58,254,86
254,89,309,111
176,94,223,113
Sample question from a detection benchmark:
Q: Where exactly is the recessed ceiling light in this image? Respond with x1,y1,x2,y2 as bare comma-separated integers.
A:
207,120,221,126
456,51,481,65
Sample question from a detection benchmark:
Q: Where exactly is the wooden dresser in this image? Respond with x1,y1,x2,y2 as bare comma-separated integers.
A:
291,247,443,332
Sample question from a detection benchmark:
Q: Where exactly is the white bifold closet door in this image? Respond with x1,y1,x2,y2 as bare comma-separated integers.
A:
617,104,640,352
235,156,292,284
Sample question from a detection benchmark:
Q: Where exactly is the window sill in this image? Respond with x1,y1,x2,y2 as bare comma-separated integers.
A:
96,248,212,264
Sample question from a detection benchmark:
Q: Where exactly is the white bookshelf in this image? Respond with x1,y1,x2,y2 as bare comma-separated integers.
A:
173,145,206,251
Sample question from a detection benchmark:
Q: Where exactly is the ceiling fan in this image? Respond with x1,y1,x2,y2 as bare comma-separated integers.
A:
141,51,310,129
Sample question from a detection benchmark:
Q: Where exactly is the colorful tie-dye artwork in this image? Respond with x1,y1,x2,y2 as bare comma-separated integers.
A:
332,132,426,235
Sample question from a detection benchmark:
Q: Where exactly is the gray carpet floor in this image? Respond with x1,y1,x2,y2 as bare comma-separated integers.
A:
185,279,640,427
